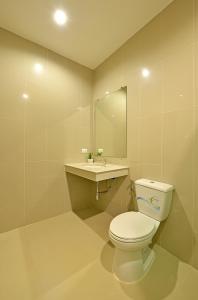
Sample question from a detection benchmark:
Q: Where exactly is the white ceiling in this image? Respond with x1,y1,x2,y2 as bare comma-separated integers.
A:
0,0,173,69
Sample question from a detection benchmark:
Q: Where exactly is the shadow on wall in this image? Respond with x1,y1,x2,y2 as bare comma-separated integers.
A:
66,172,115,241
66,172,133,219
91,175,134,217
66,173,97,216
70,175,136,241
158,191,195,264
158,116,196,266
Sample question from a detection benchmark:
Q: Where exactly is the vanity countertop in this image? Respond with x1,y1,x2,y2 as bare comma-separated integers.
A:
65,162,129,181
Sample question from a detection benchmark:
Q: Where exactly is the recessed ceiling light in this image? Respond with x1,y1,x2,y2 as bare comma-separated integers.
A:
34,63,43,74
105,91,110,95
142,68,150,78
54,9,67,26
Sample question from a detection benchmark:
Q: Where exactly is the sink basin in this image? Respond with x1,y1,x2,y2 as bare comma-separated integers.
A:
84,164,105,169
65,162,129,181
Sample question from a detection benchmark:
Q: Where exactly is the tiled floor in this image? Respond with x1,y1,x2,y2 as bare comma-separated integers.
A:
0,211,198,300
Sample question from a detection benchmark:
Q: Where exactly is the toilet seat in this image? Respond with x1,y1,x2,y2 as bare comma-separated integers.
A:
109,212,156,243
109,230,154,244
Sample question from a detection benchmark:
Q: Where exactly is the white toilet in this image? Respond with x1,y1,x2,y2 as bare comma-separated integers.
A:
109,178,173,283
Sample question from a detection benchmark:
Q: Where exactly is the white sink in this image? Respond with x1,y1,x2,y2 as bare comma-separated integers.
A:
65,162,129,182
84,164,104,170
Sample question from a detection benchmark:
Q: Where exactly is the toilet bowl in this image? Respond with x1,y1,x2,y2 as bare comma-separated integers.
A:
109,211,160,283
109,178,173,283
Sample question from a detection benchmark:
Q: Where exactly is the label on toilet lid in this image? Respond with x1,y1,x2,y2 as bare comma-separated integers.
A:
110,212,155,240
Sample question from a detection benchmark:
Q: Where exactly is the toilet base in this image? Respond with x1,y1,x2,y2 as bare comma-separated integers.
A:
112,246,155,283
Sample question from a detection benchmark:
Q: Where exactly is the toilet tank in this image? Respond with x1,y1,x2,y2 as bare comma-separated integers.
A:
135,179,174,221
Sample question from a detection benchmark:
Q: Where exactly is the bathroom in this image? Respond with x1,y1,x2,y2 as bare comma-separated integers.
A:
0,0,198,298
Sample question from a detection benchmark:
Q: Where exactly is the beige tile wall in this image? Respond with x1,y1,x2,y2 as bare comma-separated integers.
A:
1,0,198,271
0,28,93,232
93,0,198,269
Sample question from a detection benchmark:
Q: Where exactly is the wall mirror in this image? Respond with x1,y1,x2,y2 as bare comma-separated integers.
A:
94,86,127,158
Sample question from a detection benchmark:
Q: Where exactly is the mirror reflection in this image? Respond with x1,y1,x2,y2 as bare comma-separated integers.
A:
95,86,127,158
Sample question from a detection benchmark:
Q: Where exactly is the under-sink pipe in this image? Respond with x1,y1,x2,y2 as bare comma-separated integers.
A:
96,182,99,200
96,179,114,200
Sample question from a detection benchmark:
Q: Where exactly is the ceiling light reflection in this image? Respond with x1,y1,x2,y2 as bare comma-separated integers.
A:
21,93,30,102
34,63,43,74
142,68,150,78
54,9,67,26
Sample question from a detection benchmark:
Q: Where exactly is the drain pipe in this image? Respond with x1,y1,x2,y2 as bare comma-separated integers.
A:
96,182,99,200
95,179,115,200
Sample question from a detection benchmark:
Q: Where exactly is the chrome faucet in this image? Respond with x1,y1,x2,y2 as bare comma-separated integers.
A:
93,154,106,166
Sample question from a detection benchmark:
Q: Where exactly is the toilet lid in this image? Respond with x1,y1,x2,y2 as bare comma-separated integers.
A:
109,212,155,241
